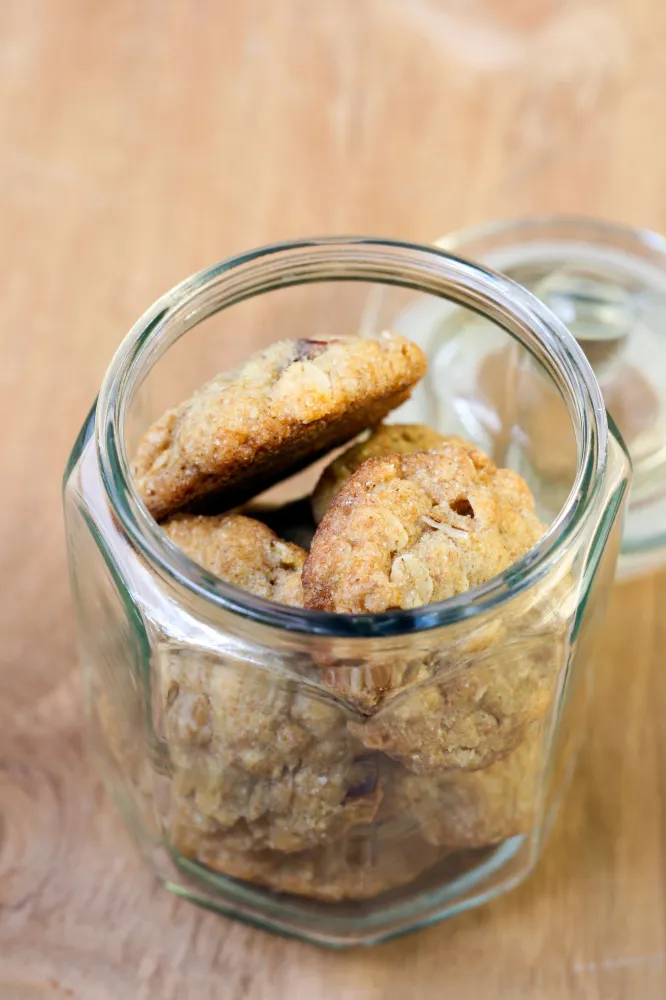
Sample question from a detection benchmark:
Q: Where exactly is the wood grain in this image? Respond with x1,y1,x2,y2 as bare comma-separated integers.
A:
2,0,666,996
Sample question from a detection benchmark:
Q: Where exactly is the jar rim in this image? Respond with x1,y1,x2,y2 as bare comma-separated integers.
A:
96,236,609,638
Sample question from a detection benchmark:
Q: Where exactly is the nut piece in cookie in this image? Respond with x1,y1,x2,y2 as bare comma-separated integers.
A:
302,445,545,614
311,422,465,524
162,512,306,606
132,333,427,520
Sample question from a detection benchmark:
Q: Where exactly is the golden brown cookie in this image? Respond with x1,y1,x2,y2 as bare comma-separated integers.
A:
170,751,381,854
349,635,559,772
311,422,464,523
380,724,543,849
162,512,305,606
159,515,382,853
133,334,427,520
161,648,381,854
302,445,545,614
303,444,558,770
170,799,448,901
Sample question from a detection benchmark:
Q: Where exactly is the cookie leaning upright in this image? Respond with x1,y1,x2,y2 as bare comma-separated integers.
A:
132,333,427,520
303,444,556,774
302,444,546,614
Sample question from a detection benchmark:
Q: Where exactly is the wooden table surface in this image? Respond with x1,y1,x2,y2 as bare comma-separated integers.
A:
2,1,666,997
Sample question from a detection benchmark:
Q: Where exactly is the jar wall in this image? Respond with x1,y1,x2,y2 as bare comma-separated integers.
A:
540,446,628,839
64,428,159,858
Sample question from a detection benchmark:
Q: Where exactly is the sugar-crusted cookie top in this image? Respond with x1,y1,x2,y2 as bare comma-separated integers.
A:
303,444,545,614
133,334,427,520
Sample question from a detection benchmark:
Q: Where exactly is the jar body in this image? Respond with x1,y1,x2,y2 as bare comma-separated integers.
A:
64,418,628,946
64,239,630,945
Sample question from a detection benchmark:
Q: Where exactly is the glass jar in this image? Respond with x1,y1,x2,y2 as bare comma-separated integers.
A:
63,238,630,946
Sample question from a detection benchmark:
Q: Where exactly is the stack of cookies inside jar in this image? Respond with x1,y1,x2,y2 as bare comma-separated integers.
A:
130,333,566,902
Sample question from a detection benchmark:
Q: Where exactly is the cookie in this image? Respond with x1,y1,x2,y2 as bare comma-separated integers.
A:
170,750,381,854
349,633,559,772
302,445,546,613
381,724,542,849
161,648,381,854
159,514,385,853
170,799,447,901
311,422,464,523
162,512,305,606
303,444,559,768
132,334,427,520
